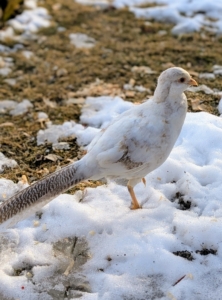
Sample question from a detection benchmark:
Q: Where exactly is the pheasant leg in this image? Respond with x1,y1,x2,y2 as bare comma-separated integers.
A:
127,184,141,210
142,178,146,186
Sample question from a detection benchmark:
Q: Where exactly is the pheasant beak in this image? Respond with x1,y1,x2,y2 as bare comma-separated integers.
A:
188,78,198,86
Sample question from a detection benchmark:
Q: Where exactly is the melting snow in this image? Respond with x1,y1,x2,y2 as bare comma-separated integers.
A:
1,95,222,299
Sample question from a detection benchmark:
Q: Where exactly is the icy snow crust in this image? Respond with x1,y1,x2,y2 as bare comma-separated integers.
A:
1,96,222,299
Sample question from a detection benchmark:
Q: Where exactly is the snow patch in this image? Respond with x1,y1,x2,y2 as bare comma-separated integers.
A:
0,0,50,42
217,98,222,115
199,73,216,80
9,99,33,116
37,96,133,148
0,100,17,113
0,99,33,115
69,33,96,48
107,0,222,35
0,153,17,174
1,97,222,298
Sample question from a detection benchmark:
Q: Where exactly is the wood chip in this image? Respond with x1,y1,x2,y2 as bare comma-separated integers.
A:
33,220,40,227
189,71,199,77
43,97,57,108
73,80,123,97
66,97,85,105
131,66,156,74
0,122,14,127
162,62,175,69
44,154,62,162
52,3,61,10
36,168,50,176
190,99,208,111
56,68,68,77
64,259,75,276
21,175,29,184
129,78,135,86
125,90,135,97
22,132,31,137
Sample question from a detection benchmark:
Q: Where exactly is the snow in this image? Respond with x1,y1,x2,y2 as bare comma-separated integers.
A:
0,99,33,116
214,69,222,76
213,65,222,71
37,112,48,120
0,100,17,113
8,7,50,34
0,0,50,42
3,78,17,86
0,153,17,173
218,98,222,115
199,73,216,80
22,50,34,59
128,2,222,35
0,67,12,76
75,0,111,8
187,84,222,97
128,0,222,35
10,99,33,116
0,27,14,41
0,56,14,76
187,84,214,95
69,33,96,48
57,26,66,32
37,96,133,147
1,95,222,299
78,0,222,35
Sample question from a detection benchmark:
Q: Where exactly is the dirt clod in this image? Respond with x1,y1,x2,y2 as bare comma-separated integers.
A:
196,248,217,256
173,250,194,261
172,192,192,210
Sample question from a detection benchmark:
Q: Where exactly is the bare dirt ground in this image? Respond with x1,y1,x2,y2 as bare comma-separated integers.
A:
1,0,222,189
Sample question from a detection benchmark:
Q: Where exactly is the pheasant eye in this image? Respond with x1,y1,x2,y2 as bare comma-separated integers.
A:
179,77,185,83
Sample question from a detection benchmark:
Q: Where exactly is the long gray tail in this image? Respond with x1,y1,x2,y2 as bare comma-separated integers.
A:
0,160,87,229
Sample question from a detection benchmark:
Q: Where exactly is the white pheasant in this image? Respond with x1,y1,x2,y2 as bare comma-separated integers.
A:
0,67,197,228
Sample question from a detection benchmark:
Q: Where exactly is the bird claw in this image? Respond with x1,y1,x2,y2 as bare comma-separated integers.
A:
142,178,146,187
130,203,141,210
